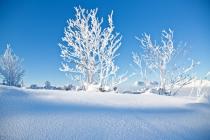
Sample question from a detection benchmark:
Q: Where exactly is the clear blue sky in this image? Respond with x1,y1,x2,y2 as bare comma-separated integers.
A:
0,0,209,86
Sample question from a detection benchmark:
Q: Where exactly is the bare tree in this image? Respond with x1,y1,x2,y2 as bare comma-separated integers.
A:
135,29,198,95
0,44,24,86
59,6,122,91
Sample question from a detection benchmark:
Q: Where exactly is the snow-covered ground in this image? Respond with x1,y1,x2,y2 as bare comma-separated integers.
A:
0,85,210,140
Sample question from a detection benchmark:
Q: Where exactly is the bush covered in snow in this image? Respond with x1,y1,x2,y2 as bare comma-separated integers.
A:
0,44,24,87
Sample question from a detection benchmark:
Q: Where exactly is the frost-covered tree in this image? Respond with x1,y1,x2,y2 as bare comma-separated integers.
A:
134,29,174,94
134,29,198,95
0,44,24,86
59,6,122,90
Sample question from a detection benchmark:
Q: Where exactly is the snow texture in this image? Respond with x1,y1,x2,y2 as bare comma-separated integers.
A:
0,85,210,140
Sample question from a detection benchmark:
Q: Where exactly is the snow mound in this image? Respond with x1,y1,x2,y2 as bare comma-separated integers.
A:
0,85,210,140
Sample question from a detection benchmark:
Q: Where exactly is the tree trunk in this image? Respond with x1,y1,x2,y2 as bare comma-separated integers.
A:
159,65,166,94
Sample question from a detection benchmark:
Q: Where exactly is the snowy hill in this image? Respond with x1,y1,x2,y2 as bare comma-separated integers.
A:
0,85,210,140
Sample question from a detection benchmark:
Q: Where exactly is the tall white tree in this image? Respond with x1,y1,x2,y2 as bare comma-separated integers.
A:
59,6,122,91
0,44,24,86
134,29,198,95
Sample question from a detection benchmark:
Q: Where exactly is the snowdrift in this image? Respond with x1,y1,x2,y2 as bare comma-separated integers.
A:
0,85,210,140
